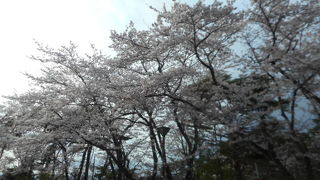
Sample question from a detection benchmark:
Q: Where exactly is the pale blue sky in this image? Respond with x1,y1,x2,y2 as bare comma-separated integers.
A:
0,0,248,101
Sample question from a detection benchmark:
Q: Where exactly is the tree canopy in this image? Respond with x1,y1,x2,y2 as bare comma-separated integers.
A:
0,0,319,180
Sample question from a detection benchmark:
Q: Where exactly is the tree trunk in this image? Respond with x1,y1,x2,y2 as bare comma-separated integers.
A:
84,145,92,180
92,155,96,180
185,158,195,180
106,146,136,180
0,144,6,160
304,156,314,180
234,160,244,180
151,138,158,180
77,146,88,180
62,148,70,180
51,152,57,180
165,164,173,180
109,157,117,180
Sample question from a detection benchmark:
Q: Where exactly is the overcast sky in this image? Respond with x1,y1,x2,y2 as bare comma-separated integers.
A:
0,0,248,102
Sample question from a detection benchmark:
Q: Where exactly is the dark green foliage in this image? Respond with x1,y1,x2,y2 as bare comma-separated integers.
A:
94,166,115,180
195,157,235,180
38,173,54,180
1,171,33,180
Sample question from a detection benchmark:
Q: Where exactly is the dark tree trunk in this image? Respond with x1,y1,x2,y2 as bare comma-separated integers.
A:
92,155,96,180
185,158,195,180
109,157,117,180
84,145,92,180
165,164,173,180
151,138,158,180
234,161,244,180
77,146,88,180
51,152,57,179
304,156,314,180
0,144,6,160
61,147,70,180
173,106,199,180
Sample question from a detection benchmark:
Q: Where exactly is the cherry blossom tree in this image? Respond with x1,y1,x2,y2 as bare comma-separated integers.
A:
0,0,319,180
240,0,320,179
